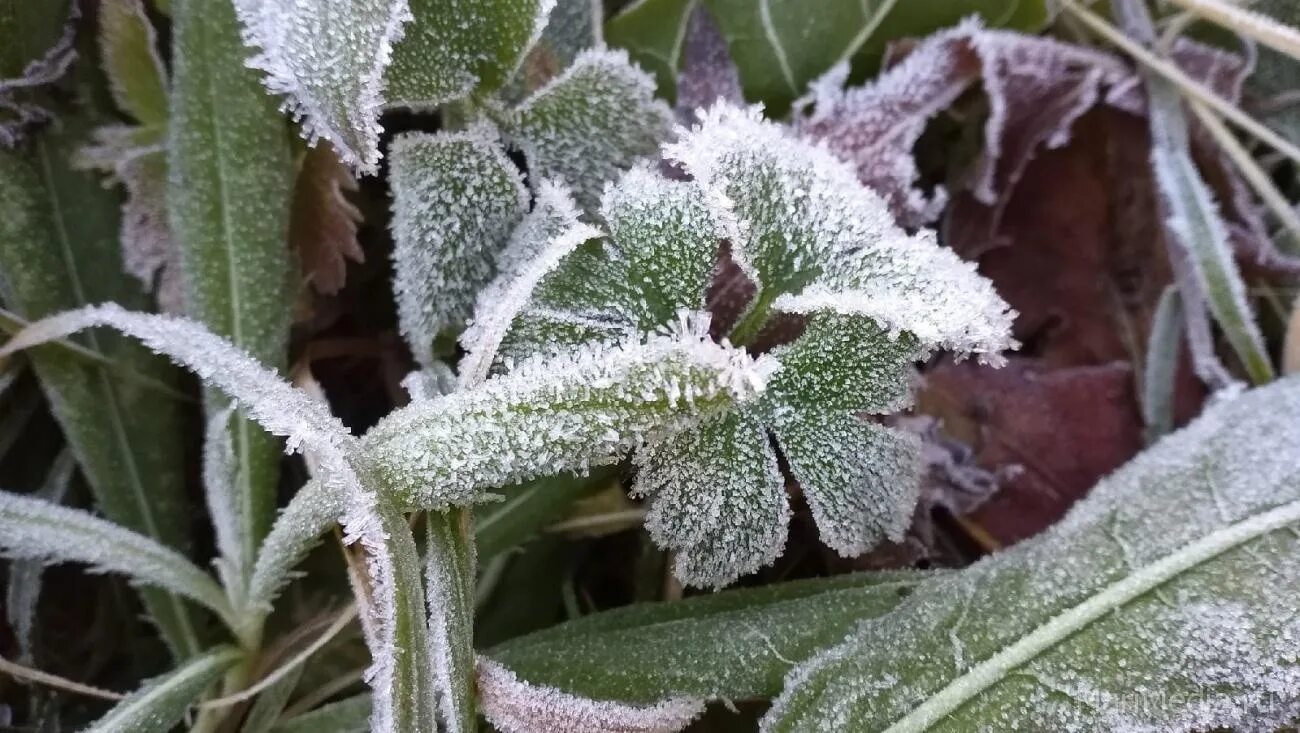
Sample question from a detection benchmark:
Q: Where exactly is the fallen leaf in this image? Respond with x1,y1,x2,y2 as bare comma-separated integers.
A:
291,143,366,295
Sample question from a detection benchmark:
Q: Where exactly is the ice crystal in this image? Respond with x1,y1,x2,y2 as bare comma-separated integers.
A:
364,319,776,508
387,0,554,108
0,1,77,149
202,407,244,595
389,124,527,368
507,48,673,210
248,480,343,611
477,657,704,733
763,376,1300,732
231,0,412,173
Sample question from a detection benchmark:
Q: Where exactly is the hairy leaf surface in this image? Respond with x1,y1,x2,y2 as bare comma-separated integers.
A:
491,571,930,703
764,376,1300,731
85,647,242,733
387,0,552,108
506,48,672,210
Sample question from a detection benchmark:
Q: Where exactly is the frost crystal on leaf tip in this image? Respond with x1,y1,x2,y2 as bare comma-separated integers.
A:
477,656,704,733
231,0,412,173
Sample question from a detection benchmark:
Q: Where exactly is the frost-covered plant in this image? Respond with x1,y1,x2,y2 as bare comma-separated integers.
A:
461,103,1015,587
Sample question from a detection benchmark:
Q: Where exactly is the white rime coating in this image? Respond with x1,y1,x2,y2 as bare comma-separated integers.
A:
508,47,673,210
85,648,241,733
477,657,705,733
459,179,601,386
763,376,1300,732
247,480,344,612
495,164,722,362
389,124,528,368
202,407,244,597
633,411,790,589
0,305,408,733
364,317,777,509
231,0,412,173
0,490,229,616
387,0,555,108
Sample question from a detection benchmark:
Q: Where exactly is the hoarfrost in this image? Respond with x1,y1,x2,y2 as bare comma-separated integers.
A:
0,2,77,149
477,657,704,733
507,47,673,210
763,376,1300,731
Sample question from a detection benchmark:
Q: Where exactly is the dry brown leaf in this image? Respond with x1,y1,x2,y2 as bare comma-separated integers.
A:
291,143,365,295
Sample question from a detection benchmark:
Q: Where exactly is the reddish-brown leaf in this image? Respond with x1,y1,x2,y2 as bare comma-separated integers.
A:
291,142,365,295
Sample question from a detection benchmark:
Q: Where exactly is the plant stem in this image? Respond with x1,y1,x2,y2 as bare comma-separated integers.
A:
426,506,478,732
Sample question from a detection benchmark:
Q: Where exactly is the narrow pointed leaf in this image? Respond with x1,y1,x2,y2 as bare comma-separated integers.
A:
232,0,410,172
85,647,242,733
426,508,477,732
388,125,527,368
100,0,168,126
171,0,295,589
491,571,931,703
506,48,672,210
5,450,75,660
0,490,231,621
248,480,344,612
0,3,198,656
373,501,438,732
764,375,1300,732
363,321,777,509
387,0,552,108
270,695,372,733
477,657,704,733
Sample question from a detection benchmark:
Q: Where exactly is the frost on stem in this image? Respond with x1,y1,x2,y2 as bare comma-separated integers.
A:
363,315,777,509
507,48,673,210
389,124,527,368
477,657,704,733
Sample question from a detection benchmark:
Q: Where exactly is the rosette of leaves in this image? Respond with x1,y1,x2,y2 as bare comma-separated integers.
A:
471,103,1016,588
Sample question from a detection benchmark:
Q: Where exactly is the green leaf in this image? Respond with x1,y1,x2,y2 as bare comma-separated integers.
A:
247,480,343,613
505,48,673,210
425,508,477,733
388,125,527,368
0,490,233,626
489,571,930,703
604,0,696,101
4,450,75,660
232,0,408,172
764,375,1300,731
0,0,199,657
633,411,788,589
474,469,614,566
1241,0,1300,145
99,0,168,126
387,0,551,108
374,500,438,732
1142,285,1183,443
1145,75,1274,384
170,0,295,596
505,0,602,98
85,647,242,733
362,323,776,509
702,0,1047,114
271,695,372,733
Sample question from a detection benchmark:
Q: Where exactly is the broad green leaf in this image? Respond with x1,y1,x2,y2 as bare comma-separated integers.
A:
506,0,602,98
505,48,673,210
475,469,615,566
1145,75,1273,384
232,0,409,172
99,0,168,126
490,571,930,703
85,647,242,733
388,125,527,368
425,508,477,732
604,0,696,101
499,165,720,361
0,0,199,657
0,490,233,625
362,322,777,509
702,0,1047,113
387,0,551,108
633,411,788,589
171,0,295,596
763,375,1300,732
271,695,372,733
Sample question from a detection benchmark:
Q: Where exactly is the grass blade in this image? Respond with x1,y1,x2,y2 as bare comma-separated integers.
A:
84,647,242,733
